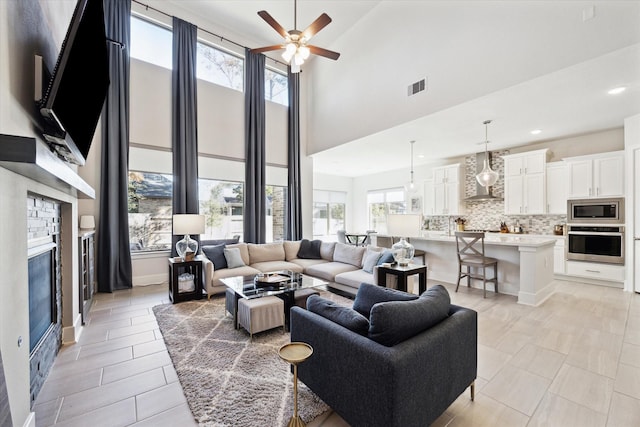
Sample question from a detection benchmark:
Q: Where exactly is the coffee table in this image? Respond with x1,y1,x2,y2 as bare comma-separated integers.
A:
221,271,327,331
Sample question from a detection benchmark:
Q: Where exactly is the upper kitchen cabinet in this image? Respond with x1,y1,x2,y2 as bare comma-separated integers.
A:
423,178,435,216
503,149,549,215
432,164,465,215
565,151,624,198
546,162,569,214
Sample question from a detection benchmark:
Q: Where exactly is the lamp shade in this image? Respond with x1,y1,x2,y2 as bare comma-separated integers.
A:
80,215,95,229
172,214,205,235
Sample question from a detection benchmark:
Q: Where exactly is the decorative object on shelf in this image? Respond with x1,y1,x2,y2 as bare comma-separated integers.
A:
79,215,95,230
404,140,418,194
173,214,205,260
177,272,195,293
500,222,510,233
251,0,340,73
391,238,415,266
476,120,499,188
455,217,466,231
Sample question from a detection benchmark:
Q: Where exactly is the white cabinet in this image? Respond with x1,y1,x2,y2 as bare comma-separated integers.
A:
546,162,569,214
553,238,566,275
423,178,435,215
432,164,465,216
503,149,548,215
566,151,624,198
566,261,625,283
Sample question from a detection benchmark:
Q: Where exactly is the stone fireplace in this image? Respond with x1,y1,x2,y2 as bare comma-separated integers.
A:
26,195,62,405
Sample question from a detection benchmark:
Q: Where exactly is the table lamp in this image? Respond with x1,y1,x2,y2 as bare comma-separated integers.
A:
79,215,95,230
173,214,205,260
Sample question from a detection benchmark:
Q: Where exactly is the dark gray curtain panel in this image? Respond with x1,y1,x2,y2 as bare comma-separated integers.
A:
244,48,266,243
171,17,200,256
98,0,132,292
286,69,302,241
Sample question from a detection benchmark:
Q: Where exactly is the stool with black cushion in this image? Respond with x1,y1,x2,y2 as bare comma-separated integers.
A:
237,296,285,338
454,231,498,298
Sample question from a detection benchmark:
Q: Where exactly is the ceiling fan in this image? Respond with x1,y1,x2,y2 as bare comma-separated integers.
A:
250,0,340,73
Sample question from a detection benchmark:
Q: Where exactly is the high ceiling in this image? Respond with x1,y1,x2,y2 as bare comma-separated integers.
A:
148,1,640,177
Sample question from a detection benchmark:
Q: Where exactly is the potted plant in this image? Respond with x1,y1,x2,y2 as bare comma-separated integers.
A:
454,217,466,231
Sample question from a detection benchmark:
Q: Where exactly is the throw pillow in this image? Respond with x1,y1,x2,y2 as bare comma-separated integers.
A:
352,282,418,318
362,248,382,273
297,239,322,259
201,244,227,269
376,250,395,265
332,243,366,267
307,295,370,335
368,285,451,347
224,247,246,268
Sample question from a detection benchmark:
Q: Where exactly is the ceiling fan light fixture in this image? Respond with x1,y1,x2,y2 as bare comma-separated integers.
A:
298,45,310,60
475,120,499,188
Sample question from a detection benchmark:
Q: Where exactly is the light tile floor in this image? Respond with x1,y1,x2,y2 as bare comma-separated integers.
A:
34,279,640,426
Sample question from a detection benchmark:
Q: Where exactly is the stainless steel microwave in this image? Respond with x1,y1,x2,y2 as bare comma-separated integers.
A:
567,198,624,224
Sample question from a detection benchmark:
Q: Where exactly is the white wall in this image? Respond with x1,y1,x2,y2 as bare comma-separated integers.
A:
624,114,640,293
1,1,81,425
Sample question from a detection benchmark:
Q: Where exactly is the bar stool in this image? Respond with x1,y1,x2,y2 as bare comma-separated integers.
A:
454,231,498,298
237,296,284,337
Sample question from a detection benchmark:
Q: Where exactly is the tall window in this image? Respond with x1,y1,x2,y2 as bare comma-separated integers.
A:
197,42,244,92
367,188,406,233
265,68,288,106
128,172,173,252
131,15,288,101
266,185,288,241
198,179,244,240
313,190,346,240
130,15,172,69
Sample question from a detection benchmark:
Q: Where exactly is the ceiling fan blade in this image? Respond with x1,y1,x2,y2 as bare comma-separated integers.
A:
301,13,332,40
257,10,289,39
308,45,340,60
250,45,285,54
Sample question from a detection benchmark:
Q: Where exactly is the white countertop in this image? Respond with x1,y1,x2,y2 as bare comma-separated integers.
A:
412,232,559,248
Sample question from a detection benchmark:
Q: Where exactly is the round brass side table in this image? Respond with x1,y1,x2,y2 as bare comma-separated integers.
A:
278,342,313,427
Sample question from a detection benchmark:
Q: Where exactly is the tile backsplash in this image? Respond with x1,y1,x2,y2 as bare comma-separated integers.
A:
424,150,567,235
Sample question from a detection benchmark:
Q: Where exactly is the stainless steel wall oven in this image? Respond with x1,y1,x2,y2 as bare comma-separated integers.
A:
567,225,625,264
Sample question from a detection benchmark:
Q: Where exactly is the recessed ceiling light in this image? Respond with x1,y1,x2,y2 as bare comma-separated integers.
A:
418,154,425,159
608,87,626,95
530,129,542,135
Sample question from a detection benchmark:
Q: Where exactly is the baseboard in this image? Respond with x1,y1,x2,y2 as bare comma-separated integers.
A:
133,273,167,287
23,411,35,427
62,313,83,344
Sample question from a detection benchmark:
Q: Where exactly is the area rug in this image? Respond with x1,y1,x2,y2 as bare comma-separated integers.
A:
152,290,353,426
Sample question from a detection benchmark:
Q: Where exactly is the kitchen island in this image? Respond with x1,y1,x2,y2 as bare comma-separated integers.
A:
409,233,557,306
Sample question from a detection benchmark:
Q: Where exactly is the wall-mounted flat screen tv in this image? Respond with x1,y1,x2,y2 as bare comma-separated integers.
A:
37,0,110,166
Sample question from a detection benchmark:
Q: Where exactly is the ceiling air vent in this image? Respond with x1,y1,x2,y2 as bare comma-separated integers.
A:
408,78,426,96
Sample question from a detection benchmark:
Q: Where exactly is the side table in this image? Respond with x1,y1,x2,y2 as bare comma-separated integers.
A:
279,342,314,427
168,257,203,303
377,263,427,294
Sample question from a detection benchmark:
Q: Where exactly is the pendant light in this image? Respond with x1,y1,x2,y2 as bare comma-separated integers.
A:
405,140,417,194
476,120,499,188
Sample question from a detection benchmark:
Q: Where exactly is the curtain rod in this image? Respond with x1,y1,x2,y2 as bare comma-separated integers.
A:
131,0,287,68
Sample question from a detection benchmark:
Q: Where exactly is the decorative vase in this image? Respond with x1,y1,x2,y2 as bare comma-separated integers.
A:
391,238,415,266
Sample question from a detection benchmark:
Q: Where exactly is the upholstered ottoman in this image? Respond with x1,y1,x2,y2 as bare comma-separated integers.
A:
225,288,236,317
294,288,321,309
237,296,284,337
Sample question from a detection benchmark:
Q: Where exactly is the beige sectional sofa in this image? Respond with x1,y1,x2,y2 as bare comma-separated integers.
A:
201,240,394,299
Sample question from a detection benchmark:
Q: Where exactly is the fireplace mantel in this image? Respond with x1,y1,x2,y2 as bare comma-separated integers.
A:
0,134,94,199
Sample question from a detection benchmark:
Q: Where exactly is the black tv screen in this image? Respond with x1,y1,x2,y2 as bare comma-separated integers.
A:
38,0,110,166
